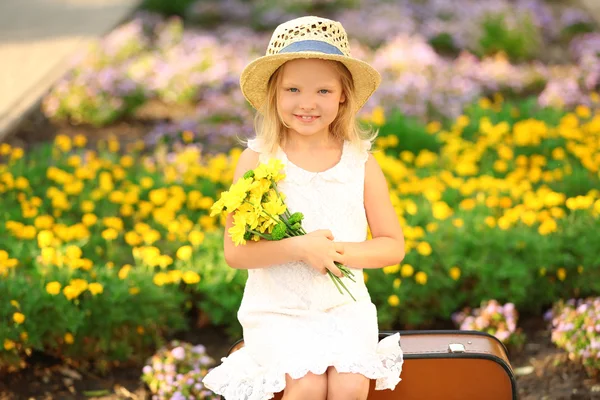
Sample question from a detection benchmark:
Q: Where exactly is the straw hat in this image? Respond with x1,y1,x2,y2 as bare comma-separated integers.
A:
240,16,381,112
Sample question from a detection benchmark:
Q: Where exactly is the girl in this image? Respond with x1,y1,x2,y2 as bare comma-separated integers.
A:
203,16,405,400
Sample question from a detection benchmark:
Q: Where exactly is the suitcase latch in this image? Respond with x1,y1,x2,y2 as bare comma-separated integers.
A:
448,343,466,353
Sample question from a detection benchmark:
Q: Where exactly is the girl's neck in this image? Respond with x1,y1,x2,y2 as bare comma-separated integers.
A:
281,131,342,151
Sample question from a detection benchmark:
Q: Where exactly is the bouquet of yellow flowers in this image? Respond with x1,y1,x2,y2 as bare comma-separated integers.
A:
210,158,356,300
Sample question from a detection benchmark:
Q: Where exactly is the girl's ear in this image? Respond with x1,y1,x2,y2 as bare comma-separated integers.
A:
340,92,346,103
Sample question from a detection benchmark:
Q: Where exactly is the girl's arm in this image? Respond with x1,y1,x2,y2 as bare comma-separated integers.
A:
222,148,344,272
338,153,405,269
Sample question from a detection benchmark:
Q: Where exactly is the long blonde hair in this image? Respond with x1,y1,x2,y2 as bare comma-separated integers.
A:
245,60,377,156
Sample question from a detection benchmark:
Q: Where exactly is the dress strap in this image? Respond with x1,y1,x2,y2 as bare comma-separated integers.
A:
358,139,372,163
247,137,262,153
246,137,274,164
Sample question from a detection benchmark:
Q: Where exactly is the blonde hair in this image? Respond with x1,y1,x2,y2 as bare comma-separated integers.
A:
244,60,377,156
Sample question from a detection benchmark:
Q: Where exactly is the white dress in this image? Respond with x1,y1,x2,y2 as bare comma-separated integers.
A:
202,138,404,400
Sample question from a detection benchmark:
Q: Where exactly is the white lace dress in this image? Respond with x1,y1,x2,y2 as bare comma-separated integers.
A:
202,138,404,400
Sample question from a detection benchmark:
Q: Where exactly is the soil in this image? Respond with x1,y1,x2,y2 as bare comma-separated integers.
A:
2,108,600,400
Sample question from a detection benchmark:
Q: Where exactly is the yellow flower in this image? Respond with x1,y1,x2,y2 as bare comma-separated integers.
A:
46,281,61,295
387,294,400,307
449,266,461,281
64,333,74,344
557,268,567,281
228,213,248,246
118,265,131,280
452,218,464,228
14,177,29,190
142,230,161,245
383,264,400,274
63,285,80,300
13,312,25,324
4,339,15,351
73,134,87,147
415,271,428,285
538,219,557,235
182,271,201,284
158,255,173,269
176,245,193,261
552,148,566,160
263,195,287,219
393,278,401,289
484,216,496,228
432,201,453,220
493,160,508,173
459,199,476,211
416,242,432,256
129,287,140,295
497,216,511,230
54,134,72,152
34,215,54,230
521,211,537,226
371,106,386,126
221,178,253,212
189,231,205,247
182,130,194,143
120,155,134,168
153,272,169,286
37,230,54,248
140,177,154,189
401,264,414,277
248,179,271,205
577,265,584,274
102,228,118,241
426,121,441,134
575,105,591,118
65,245,82,260
149,188,168,206
125,231,142,246
88,283,104,295
426,222,438,232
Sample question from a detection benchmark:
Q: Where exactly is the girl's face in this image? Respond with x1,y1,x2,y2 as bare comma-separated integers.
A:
277,58,346,141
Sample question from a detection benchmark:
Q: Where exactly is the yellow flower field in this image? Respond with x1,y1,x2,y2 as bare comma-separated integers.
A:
0,96,598,369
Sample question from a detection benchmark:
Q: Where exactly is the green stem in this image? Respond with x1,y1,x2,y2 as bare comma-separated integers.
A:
327,270,344,295
247,229,272,240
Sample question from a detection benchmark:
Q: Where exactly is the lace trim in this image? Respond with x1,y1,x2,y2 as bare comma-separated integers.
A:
202,333,403,400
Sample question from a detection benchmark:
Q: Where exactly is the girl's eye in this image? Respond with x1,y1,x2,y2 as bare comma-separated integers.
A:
319,89,329,94
288,88,299,93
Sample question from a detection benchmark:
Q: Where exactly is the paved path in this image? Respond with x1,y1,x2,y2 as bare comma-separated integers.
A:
581,0,600,19
0,0,140,141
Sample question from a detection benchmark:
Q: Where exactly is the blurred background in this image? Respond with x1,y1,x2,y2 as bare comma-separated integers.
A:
1,0,600,399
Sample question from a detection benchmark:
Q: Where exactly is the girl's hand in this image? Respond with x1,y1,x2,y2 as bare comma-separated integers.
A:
292,230,345,277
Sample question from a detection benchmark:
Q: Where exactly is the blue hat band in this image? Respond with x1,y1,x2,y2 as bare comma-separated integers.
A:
278,40,344,56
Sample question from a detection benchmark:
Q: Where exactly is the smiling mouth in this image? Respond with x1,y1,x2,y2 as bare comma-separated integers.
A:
294,115,320,122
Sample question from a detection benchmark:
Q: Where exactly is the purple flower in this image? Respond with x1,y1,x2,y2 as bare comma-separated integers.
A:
171,346,186,360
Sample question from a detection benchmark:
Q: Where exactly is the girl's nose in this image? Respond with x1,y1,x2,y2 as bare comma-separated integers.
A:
299,94,316,111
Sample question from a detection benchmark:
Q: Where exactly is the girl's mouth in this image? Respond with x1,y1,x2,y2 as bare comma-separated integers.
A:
294,115,320,122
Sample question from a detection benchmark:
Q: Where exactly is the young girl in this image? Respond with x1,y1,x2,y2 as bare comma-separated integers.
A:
203,16,405,400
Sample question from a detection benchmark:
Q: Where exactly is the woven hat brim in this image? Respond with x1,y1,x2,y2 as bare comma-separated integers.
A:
240,52,381,112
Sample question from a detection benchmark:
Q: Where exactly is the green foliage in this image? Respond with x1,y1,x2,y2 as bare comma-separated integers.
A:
477,12,542,62
141,0,197,17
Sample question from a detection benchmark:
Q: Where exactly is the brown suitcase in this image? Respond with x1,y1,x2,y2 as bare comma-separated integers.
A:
224,330,516,400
